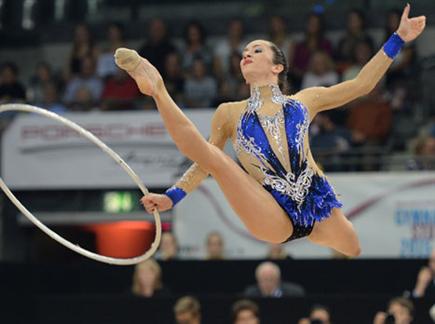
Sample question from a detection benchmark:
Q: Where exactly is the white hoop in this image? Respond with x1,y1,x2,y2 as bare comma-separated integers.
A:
0,104,161,265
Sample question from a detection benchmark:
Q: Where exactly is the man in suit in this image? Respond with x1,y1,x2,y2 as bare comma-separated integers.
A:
244,261,305,297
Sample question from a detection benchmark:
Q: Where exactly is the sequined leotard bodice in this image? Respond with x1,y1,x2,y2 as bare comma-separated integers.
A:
170,84,342,240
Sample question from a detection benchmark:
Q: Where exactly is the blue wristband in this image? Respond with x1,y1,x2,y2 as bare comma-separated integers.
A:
383,32,405,59
165,186,187,206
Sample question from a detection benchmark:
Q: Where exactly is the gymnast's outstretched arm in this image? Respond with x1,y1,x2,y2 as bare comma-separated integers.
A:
296,4,425,117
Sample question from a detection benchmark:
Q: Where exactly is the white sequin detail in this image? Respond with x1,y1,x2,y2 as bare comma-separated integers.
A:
261,165,314,213
259,110,286,166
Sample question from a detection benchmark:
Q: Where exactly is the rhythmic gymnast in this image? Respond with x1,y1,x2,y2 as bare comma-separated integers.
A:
115,4,425,256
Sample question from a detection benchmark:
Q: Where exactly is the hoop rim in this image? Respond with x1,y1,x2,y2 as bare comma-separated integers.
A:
0,103,161,265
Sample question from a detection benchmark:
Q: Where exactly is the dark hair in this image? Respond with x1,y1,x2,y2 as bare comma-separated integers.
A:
231,299,259,322
108,22,125,38
1,62,19,75
306,12,326,39
348,8,367,29
269,42,289,94
184,20,207,46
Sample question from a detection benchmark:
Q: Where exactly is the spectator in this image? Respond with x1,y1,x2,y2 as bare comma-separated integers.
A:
301,50,338,89
158,232,178,261
244,261,305,297
0,62,26,102
39,82,67,114
174,296,201,324
184,58,217,108
214,18,246,77
413,249,435,297
347,82,392,146
335,9,374,70
27,62,57,103
205,231,225,260
138,18,176,73
63,56,103,106
407,133,435,170
101,68,140,110
291,13,333,87
298,304,332,324
216,51,249,104
342,40,374,81
131,259,170,298
97,22,126,79
310,112,351,172
268,16,293,63
181,20,213,72
265,243,291,260
163,52,185,105
232,299,260,324
373,297,414,324
67,23,96,78
68,86,96,111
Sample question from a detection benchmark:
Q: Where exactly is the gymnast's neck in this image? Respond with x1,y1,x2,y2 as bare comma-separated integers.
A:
249,83,282,98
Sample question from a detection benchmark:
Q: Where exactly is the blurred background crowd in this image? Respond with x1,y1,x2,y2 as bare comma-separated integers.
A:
1,0,435,172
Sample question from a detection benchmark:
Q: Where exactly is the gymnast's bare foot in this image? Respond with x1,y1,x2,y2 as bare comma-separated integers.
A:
114,48,164,97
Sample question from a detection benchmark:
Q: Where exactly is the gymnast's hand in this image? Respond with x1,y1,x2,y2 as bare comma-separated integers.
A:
114,48,164,97
396,3,426,42
140,193,173,214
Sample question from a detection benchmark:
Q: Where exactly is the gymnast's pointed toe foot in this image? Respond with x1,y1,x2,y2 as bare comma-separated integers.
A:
114,48,141,72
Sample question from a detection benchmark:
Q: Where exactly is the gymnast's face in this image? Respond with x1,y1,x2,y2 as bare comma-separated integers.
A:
240,40,283,85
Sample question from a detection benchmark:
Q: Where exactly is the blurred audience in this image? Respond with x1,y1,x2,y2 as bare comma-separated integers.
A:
412,249,435,298
310,112,351,171
373,297,414,324
244,261,305,297
39,82,67,114
301,50,338,89
232,299,260,324
184,58,217,108
101,68,139,110
268,16,293,62
0,62,26,102
407,133,435,170
216,51,249,104
291,13,333,88
63,56,103,108
181,20,213,72
27,62,57,103
205,231,225,260
97,22,126,79
214,18,246,78
342,40,374,81
157,231,179,261
174,296,202,324
162,52,185,105
298,304,332,324
347,82,392,146
335,9,374,70
265,243,291,260
67,23,97,79
131,259,170,298
138,18,176,73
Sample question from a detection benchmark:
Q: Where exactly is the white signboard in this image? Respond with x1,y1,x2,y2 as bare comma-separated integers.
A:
2,110,215,189
174,173,435,259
